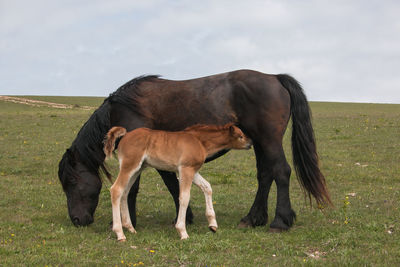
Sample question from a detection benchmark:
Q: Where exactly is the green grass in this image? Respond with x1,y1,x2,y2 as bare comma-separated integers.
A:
0,98,399,266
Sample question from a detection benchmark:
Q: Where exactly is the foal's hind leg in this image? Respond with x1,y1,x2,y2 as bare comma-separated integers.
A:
111,171,131,241
111,159,143,241
121,169,143,234
193,173,218,232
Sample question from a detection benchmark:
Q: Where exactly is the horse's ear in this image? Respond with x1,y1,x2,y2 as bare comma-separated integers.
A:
65,148,76,162
66,149,73,157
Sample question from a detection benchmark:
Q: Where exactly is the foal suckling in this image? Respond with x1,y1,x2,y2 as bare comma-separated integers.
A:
103,123,252,241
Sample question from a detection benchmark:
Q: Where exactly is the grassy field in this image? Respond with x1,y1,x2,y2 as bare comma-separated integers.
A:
0,97,399,266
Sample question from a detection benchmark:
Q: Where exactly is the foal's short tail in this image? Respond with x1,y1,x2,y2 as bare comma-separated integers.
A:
277,74,333,207
103,127,127,159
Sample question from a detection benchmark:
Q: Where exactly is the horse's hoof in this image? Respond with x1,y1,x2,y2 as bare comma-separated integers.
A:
209,226,217,233
118,238,127,242
268,227,285,233
237,221,252,229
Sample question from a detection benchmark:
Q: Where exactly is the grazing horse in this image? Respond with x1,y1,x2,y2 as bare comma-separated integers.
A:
103,124,252,241
58,69,331,232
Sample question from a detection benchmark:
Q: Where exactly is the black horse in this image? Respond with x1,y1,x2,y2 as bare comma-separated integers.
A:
58,69,331,231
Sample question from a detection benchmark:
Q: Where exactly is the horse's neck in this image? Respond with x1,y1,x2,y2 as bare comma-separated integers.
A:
190,131,230,156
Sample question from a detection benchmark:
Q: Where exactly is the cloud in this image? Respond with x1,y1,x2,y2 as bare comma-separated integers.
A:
1,0,400,103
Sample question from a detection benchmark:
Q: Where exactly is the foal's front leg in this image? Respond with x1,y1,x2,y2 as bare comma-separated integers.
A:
175,167,195,240
193,173,218,232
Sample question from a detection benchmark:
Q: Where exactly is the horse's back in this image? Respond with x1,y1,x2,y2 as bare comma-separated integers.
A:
136,70,289,131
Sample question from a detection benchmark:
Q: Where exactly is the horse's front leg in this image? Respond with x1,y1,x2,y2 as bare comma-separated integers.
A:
127,175,141,228
157,170,194,224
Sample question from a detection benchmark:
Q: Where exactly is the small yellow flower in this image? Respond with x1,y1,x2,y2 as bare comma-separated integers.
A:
11,234,15,237
139,262,144,265
149,250,155,253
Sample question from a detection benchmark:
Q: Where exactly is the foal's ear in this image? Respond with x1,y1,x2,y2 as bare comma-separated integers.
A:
229,125,236,135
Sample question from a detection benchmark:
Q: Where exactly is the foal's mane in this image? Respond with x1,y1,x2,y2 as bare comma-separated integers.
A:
59,75,160,188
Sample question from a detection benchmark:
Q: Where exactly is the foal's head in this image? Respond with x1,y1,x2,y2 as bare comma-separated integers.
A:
226,124,252,150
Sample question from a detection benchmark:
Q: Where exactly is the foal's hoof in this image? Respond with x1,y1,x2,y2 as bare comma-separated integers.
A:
126,226,137,234
118,238,127,242
209,226,217,233
180,233,189,240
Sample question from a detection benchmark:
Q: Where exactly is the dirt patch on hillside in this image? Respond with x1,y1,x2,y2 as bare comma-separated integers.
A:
0,96,94,110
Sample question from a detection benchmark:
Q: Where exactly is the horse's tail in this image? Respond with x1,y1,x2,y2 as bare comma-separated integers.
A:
277,74,333,207
103,126,127,159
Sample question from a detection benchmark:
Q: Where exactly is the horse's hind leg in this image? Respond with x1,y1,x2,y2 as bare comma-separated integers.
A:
175,167,195,240
268,148,296,232
193,173,218,232
249,142,295,231
239,143,273,228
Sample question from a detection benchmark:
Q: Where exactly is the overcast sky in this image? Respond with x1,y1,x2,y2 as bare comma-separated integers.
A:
1,0,399,103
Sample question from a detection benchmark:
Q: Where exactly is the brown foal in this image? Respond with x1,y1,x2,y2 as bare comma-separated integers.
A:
103,123,252,241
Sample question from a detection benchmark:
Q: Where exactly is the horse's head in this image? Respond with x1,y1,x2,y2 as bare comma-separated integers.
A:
228,124,253,150
58,149,102,226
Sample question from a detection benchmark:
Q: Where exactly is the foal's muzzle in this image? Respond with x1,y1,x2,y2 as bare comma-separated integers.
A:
245,140,253,149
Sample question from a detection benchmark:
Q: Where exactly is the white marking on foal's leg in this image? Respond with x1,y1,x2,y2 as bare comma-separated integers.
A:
193,173,218,232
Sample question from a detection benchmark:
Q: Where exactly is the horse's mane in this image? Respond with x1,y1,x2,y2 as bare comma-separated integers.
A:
107,75,160,117
183,123,234,132
59,75,160,189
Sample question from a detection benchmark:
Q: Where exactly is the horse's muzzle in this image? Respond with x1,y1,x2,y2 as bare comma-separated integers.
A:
71,214,94,227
